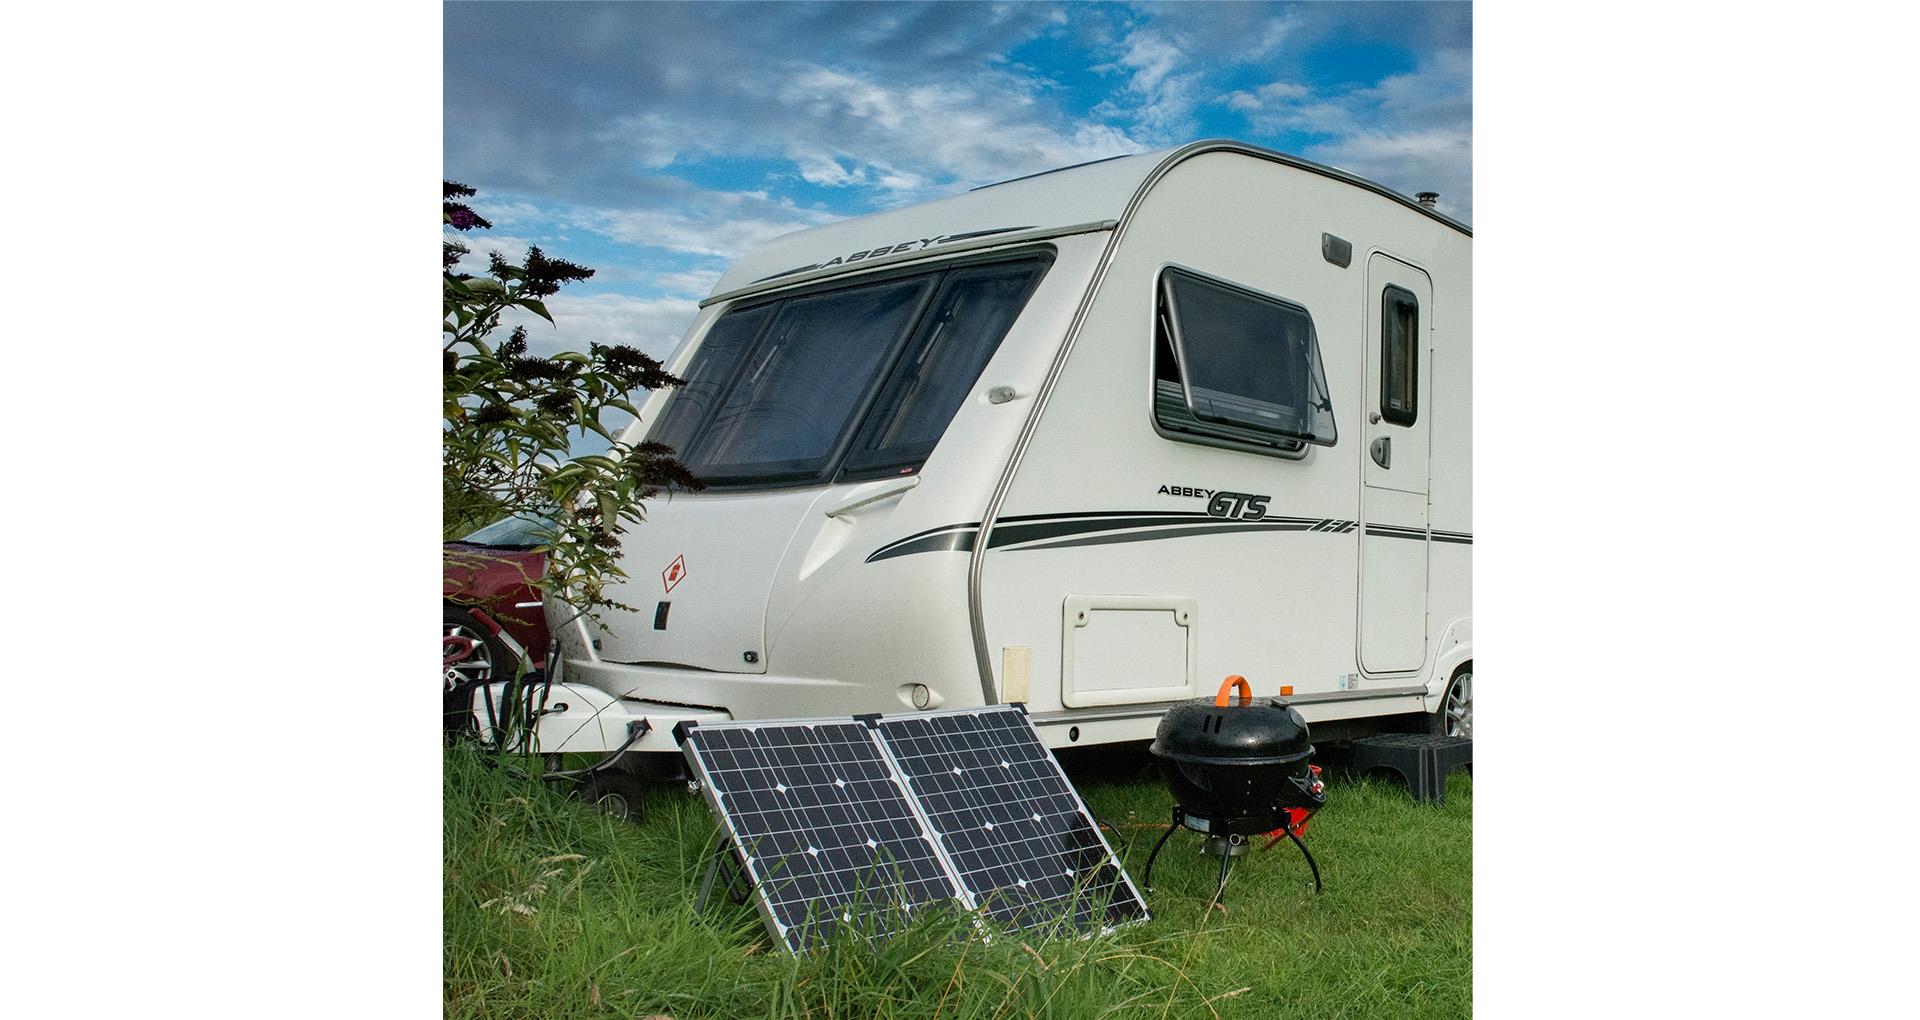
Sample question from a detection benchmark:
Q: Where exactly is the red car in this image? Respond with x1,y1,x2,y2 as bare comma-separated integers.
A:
444,516,551,703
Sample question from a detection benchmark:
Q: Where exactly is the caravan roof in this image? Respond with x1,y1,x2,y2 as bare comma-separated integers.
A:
706,140,1468,306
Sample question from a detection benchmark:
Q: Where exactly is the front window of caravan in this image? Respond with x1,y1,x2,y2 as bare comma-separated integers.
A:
1153,268,1337,454
649,253,1052,487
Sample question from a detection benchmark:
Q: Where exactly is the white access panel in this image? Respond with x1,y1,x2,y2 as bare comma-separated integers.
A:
1060,595,1197,708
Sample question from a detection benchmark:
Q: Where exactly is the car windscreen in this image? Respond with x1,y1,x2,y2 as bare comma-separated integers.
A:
649,252,1051,488
459,514,553,548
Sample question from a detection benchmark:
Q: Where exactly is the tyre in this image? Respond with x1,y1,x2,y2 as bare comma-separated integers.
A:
444,605,516,736
577,770,649,822
1430,667,1471,738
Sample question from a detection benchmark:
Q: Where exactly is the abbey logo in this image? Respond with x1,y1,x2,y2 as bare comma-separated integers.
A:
1157,484,1271,521
813,226,1031,270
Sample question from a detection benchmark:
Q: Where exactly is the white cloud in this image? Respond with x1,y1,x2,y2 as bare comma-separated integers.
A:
1115,30,1183,95
794,153,867,187
651,267,724,298
1089,27,1206,143
766,64,1144,200
593,112,680,170
574,190,840,260
1252,15,1295,58
1224,81,1309,113
443,229,540,276
1224,48,1474,219
497,292,701,362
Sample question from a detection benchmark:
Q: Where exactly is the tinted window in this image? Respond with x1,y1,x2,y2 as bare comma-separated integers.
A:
682,278,933,482
843,259,1049,477
647,304,773,460
459,514,553,548
1380,285,1418,426
650,253,1051,488
1156,268,1336,449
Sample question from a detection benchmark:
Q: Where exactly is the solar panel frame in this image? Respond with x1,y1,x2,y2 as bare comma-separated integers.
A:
872,706,1151,936
681,706,1148,954
679,715,968,954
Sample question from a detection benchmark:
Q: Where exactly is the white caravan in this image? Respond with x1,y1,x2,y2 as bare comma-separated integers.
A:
520,140,1472,767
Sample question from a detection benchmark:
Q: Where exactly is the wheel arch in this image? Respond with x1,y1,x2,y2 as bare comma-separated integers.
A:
1426,616,1472,709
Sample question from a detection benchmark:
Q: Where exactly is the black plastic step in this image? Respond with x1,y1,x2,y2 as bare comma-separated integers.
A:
1347,733,1472,805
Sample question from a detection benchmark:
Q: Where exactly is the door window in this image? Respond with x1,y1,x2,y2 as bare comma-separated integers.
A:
1380,285,1419,426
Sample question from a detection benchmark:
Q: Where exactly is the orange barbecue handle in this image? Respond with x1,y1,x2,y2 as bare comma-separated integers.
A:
1214,674,1253,707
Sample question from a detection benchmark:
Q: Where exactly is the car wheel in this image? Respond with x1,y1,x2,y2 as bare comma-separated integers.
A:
445,605,516,736
445,605,516,685
1430,668,1472,738
577,770,648,822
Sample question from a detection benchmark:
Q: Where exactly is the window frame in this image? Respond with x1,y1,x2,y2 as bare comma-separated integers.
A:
838,255,1053,482
1148,264,1336,460
648,247,1055,492
1379,284,1419,427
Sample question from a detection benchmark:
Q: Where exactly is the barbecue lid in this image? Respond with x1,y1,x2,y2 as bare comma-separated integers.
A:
1150,675,1314,766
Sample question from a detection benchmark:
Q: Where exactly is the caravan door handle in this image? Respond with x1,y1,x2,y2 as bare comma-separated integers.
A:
1370,436,1391,469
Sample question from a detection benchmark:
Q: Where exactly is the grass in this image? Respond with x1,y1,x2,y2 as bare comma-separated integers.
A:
445,743,1470,1019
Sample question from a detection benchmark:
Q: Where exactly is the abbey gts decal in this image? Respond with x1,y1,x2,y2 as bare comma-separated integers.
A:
1159,484,1271,521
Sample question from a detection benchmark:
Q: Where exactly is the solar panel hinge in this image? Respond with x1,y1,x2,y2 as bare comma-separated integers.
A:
671,719,700,745
853,713,883,729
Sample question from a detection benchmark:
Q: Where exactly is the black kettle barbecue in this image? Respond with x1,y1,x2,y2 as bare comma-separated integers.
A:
1144,675,1327,900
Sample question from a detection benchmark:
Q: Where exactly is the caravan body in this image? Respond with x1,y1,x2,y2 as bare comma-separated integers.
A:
532,140,1471,757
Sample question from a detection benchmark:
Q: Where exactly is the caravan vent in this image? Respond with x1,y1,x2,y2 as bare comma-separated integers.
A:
1416,192,1439,209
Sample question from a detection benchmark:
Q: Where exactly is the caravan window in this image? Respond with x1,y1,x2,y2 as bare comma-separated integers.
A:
1153,268,1337,454
1380,285,1418,426
842,260,1049,478
676,278,933,482
650,252,1051,488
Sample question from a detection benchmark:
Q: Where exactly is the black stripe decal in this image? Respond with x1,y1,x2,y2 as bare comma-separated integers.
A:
750,263,822,284
937,225,1035,243
988,514,1249,548
865,510,1471,561
1014,521,1319,552
865,528,977,562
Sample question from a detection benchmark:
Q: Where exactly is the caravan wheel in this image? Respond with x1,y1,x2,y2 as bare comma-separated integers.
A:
1430,669,1472,738
577,770,648,822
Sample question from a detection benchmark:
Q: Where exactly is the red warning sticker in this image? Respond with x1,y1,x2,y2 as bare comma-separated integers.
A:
662,554,687,594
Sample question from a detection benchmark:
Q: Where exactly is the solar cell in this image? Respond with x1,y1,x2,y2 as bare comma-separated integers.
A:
874,707,1149,934
681,719,962,953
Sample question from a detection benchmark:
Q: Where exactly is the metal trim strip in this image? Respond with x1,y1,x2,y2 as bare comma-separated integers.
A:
698,220,1118,309
1026,685,1431,724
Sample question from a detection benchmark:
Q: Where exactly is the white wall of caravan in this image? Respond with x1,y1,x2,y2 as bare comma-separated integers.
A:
982,150,1471,727
547,144,1471,751
576,234,1115,719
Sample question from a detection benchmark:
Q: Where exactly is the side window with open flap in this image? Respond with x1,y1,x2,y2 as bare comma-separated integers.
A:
1152,267,1337,457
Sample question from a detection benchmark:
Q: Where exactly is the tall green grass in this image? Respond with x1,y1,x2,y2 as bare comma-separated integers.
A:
444,745,1469,1019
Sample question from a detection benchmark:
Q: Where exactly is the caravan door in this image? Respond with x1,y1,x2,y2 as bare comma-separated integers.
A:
1358,253,1432,674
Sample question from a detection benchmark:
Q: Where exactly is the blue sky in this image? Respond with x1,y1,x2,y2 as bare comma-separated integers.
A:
444,1,1471,364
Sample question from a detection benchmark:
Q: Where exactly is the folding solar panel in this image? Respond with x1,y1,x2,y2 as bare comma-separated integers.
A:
873,707,1149,934
679,719,962,953
680,706,1149,954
